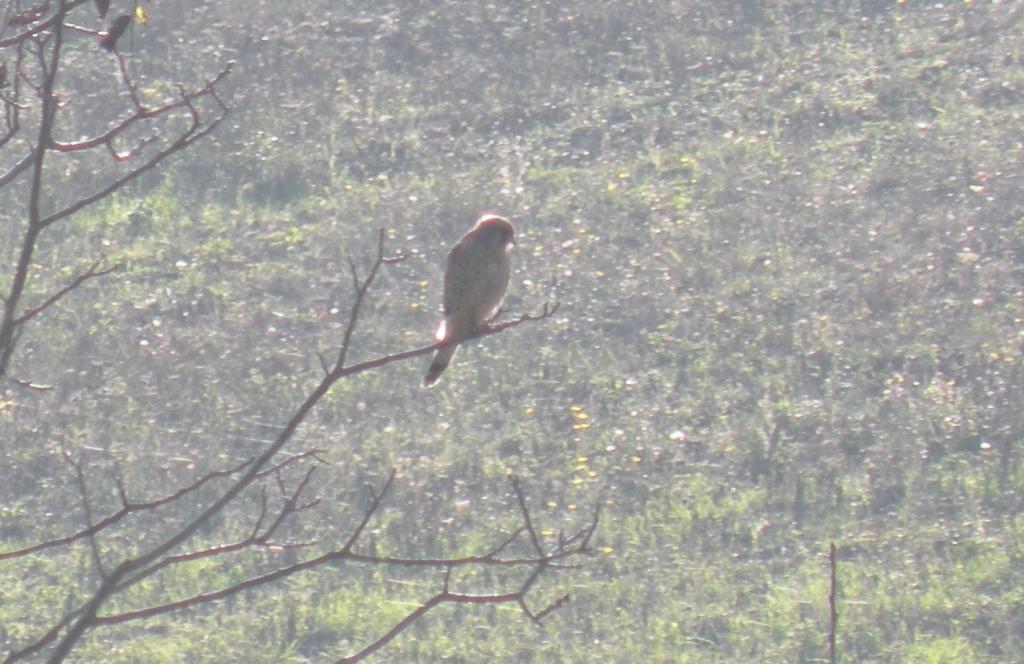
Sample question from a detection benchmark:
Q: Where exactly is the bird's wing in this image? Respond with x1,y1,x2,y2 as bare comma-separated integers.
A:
442,238,475,316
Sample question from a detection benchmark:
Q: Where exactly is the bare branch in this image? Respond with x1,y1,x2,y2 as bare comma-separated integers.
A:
39,62,234,229
112,49,141,107
512,475,544,554
527,592,572,624
62,451,106,578
0,0,67,382
13,258,118,325
0,151,31,187
338,591,449,663
56,476,599,664
341,470,396,553
262,464,320,536
113,471,323,593
337,478,596,662
334,228,402,372
0,5,232,384
1,457,251,561
316,350,330,376
7,224,562,661
0,449,321,561
248,487,270,540
326,300,560,381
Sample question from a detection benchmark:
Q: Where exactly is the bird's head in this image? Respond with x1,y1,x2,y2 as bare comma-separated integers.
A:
474,215,515,248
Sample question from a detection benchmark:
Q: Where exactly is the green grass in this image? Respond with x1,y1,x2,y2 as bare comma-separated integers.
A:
2,0,1024,661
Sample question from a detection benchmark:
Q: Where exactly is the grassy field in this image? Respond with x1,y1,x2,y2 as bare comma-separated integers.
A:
2,1,1023,661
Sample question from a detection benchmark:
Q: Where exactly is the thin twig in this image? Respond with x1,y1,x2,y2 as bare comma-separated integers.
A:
63,452,107,579
334,229,405,371
1,456,250,560
341,470,396,552
13,259,118,325
0,151,32,188
511,476,544,554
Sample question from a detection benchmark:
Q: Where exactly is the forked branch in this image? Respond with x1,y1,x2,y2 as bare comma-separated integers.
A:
337,476,599,663
0,450,322,561
15,473,598,664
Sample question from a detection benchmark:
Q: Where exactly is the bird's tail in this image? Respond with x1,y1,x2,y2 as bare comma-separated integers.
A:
424,342,457,387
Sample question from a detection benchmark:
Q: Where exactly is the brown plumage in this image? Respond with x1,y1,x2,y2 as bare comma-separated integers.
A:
424,215,515,386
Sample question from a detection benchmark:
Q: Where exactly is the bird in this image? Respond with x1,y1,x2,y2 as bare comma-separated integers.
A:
424,214,515,386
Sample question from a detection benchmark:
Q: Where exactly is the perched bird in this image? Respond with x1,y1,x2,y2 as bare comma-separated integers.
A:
425,215,515,386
